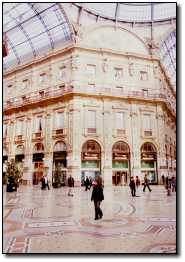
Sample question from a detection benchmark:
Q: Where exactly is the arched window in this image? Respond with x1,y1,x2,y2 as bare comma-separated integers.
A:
33,143,44,153
82,140,101,154
141,142,156,153
112,141,130,153
16,145,24,155
54,141,67,152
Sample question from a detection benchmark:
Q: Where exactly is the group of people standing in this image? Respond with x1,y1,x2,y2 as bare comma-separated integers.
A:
162,174,176,192
129,174,152,197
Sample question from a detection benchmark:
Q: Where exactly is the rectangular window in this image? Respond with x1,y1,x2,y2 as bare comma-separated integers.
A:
59,67,66,80
116,86,123,91
22,79,29,89
114,68,123,80
88,83,95,89
87,64,96,75
140,71,148,81
87,110,96,133
55,112,64,129
35,116,43,132
116,112,125,130
143,114,151,130
39,73,46,84
16,120,24,135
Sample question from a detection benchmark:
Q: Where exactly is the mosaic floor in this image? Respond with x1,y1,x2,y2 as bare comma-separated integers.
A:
3,185,176,253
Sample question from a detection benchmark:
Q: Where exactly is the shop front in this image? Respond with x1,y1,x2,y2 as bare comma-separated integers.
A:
52,141,67,186
32,143,44,185
112,141,130,185
81,140,101,185
140,142,158,184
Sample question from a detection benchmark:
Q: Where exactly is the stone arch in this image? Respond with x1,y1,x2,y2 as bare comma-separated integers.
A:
112,141,131,186
140,142,158,184
33,142,44,153
78,24,150,55
82,139,101,153
15,144,24,155
112,140,130,153
80,138,104,153
140,142,157,153
53,141,67,152
81,139,102,184
139,140,159,154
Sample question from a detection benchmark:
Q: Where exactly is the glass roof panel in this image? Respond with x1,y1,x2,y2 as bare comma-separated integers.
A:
84,3,117,19
118,4,151,22
3,3,73,72
74,3,176,22
153,3,176,20
159,31,176,89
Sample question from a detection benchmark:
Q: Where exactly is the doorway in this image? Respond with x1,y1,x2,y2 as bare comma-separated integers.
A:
112,171,122,186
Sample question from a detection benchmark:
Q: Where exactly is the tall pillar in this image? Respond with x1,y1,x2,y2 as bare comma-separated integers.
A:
44,111,53,182
102,100,112,186
24,115,33,185
156,107,168,182
130,106,140,177
67,101,82,186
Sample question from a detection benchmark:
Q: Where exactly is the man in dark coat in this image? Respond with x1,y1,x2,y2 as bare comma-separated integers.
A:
41,174,46,190
129,176,136,197
84,176,90,191
143,174,152,192
91,176,104,220
68,175,74,196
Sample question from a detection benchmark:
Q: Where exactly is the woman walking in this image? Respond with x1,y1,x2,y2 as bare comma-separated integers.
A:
91,176,104,220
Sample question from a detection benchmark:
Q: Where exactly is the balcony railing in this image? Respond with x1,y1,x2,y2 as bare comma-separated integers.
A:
87,128,96,134
117,129,126,136
32,132,43,141
3,85,176,116
144,130,153,137
52,128,66,138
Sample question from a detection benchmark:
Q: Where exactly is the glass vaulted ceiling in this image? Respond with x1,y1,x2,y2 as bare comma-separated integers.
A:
160,31,176,90
74,3,176,22
3,3,73,72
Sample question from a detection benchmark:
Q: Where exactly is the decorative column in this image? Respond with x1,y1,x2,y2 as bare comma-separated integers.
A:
44,111,53,182
130,106,140,177
68,102,81,186
102,101,112,186
24,116,33,185
156,108,168,181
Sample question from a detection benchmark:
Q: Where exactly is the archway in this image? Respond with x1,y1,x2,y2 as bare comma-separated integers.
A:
32,143,44,185
81,140,101,185
112,141,130,186
140,142,158,184
53,141,67,186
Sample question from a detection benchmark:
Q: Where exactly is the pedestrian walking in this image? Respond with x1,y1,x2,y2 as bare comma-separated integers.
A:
135,176,140,189
129,176,136,197
91,176,104,220
41,174,46,190
171,176,176,192
89,176,92,189
68,175,74,196
161,175,165,185
143,174,152,192
84,176,90,191
165,175,169,189
44,175,50,190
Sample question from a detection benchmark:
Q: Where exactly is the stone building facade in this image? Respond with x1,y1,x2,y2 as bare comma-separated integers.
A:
3,7,176,186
